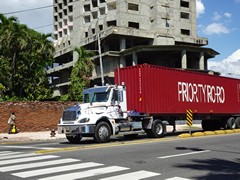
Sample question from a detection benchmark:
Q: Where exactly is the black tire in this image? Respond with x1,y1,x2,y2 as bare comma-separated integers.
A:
235,117,240,129
147,120,165,138
226,117,236,129
66,134,82,144
94,122,111,143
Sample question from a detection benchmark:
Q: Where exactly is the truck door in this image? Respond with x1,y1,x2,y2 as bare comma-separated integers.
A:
117,87,127,118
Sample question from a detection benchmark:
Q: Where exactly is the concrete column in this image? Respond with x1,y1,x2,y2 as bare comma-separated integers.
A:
132,51,138,65
119,37,126,67
120,37,126,51
181,50,187,69
120,56,126,68
199,52,205,70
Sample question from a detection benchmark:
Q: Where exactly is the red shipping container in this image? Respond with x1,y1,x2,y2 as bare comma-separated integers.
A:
114,64,240,116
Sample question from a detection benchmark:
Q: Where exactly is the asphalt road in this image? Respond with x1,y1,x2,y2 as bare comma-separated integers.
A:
0,133,239,180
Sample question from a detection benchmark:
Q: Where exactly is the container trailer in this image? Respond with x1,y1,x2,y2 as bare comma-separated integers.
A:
58,64,240,143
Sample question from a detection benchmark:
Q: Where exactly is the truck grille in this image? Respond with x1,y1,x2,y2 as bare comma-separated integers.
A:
62,111,77,121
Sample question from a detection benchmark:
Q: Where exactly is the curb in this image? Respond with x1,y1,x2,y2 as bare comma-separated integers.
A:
178,128,240,138
192,132,205,137
214,130,226,135
203,131,215,136
234,129,240,133
178,133,191,138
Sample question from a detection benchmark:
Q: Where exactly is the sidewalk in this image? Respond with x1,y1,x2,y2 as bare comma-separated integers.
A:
0,131,66,143
0,124,202,143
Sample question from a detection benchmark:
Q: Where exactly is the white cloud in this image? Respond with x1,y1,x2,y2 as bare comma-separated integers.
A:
203,23,229,35
196,0,205,18
0,0,53,34
208,49,240,78
211,11,232,21
212,12,221,21
224,12,232,18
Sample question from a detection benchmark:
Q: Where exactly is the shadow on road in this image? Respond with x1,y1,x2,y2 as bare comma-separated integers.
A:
59,129,203,145
174,157,240,180
174,146,240,180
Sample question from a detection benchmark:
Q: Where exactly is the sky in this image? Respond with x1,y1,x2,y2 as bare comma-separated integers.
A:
196,0,240,78
0,0,240,78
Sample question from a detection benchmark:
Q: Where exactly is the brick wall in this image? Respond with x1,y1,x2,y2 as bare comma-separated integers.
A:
0,102,75,133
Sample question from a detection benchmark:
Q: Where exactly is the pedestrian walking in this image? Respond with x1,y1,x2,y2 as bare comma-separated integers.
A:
8,112,17,134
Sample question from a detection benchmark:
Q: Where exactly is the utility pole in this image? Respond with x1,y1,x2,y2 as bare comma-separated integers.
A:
97,33,104,86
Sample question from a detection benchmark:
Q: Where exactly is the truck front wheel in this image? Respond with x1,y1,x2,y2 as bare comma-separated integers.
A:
146,120,165,138
66,134,82,144
94,122,111,143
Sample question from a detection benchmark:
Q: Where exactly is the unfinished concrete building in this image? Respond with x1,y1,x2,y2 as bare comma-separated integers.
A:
48,0,219,96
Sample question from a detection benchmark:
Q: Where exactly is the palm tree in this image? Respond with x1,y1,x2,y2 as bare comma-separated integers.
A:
0,14,29,96
18,31,54,99
69,47,94,101
0,13,55,100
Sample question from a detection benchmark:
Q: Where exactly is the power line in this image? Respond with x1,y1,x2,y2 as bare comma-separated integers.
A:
2,0,81,15
3,5,53,15
2,0,81,31
34,24,53,30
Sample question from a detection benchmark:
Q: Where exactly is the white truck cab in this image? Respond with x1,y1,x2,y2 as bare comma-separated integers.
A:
59,85,135,143
58,84,165,143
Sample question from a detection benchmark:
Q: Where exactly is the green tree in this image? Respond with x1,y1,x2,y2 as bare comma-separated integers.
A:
18,31,54,100
0,14,24,96
0,14,54,100
69,47,94,101
0,83,6,99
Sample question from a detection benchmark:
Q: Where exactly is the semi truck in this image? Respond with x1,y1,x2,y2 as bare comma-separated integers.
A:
58,64,240,143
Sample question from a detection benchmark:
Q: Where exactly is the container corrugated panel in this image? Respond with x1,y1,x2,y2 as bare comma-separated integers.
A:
114,64,240,115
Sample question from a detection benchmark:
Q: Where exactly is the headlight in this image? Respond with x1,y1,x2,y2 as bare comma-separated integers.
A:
78,118,90,123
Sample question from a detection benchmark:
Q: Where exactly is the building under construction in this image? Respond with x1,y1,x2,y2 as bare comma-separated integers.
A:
48,0,219,96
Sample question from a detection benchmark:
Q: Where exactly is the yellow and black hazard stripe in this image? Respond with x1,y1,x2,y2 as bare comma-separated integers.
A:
186,109,193,126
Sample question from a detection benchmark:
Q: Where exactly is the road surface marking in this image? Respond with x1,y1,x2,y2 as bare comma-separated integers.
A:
99,170,161,180
0,152,162,180
12,162,104,178
0,151,12,154
38,166,129,180
0,145,55,150
166,177,191,180
0,153,38,160
158,150,210,159
0,158,80,172
0,155,58,165
0,151,22,157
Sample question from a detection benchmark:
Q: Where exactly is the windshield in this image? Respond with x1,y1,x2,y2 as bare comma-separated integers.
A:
83,86,111,103
84,91,110,103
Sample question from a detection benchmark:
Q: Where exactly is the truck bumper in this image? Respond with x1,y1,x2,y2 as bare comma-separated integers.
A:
58,124,95,135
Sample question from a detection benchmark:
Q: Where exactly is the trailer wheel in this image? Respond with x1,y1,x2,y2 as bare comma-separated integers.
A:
226,117,236,129
148,120,165,138
235,117,240,129
66,134,82,144
94,122,111,143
